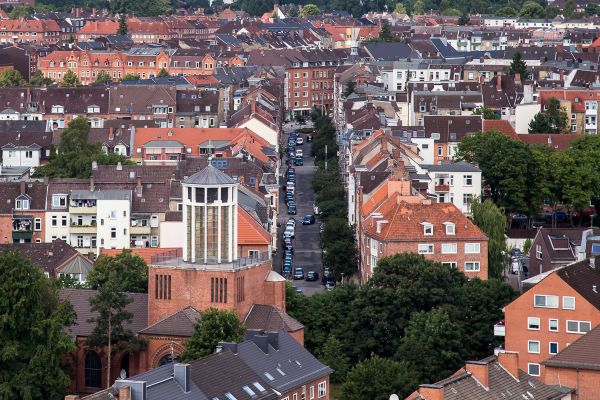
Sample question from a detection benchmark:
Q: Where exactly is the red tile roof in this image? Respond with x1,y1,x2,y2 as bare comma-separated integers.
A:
517,134,581,150
100,247,180,264
238,205,270,246
483,119,519,140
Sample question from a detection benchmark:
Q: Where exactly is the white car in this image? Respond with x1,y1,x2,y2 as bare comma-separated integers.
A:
287,218,296,229
283,226,295,239
295,149,303,158
296,137,304,145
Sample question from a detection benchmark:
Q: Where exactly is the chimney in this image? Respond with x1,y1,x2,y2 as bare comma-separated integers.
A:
92,161,98,170
20,180,25,195
465,361,489,389
496,75,502,91
119,386,131,400
136,176,142,197
109,127,114,141
417,384,444,400
114,380,147,400
514,73,521,84
117,162,122,171
479,57,484,63
90,177,94,192
497,351,519,379
560,70,564,81
217,342,239,353
267,331,280,350
173,364,191,393
246,329,270,353
479,75,485,84
239,175,245,185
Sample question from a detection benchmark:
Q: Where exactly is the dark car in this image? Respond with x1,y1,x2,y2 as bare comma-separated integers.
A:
294,157,304,166
321,270,331,285
288,205,297,215
302,215,315,225
285,192,294,203
307,135,312,142
293,267,304,280
325,280,335,290
305,271,319,281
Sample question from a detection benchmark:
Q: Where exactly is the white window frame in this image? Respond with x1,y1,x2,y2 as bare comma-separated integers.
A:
563,296,575,310
34,218,42,231
150,236,159,248
528,317,540,330
465,243,480,254
417,244,434,254
52,194,67,208
445,223,455,235
549,318,558,332
528,340,540,354
464,262,480,272
441,243,457,254
536,244,542,259
310,386,314,400
463,174,473,186
317,381,326,398
423,223,433,236
549,342,558,355
442,261,457,269
528,363,540,376
566,320,591,334
534,294,559,309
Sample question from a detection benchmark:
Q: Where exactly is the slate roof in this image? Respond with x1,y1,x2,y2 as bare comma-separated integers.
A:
421,161,481,173
139,306,200,337
543,323,600,371
244,304,304,333
59,288,148,337
363,42,414,61
183,165,236,185
0,240,86,278
556,258,600,311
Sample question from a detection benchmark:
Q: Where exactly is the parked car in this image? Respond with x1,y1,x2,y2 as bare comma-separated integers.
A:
325,280,335,291
306,135,312,142
288,205,297,215
296,137,304,145
305,271,319,281
287,218,296,228
283,259,293,272
293,267,304,280
295,149,303,158
302,215,315,225
294,157,303,166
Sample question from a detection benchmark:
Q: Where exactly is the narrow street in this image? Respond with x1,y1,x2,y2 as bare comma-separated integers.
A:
273,123,324,296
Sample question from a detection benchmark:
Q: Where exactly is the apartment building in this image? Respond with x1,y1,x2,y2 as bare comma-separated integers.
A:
0,19,61,45
502,257,600,378
538,88,600,134
423,115,483,164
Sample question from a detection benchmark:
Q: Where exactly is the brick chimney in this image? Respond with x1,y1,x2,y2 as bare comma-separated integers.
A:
560,70,564,81
118,386,131,400
20,180,25,195
136,176,142,197
465,361,489,389
417,384,444,400
496,75,502,91
90,176,94,192
109,127,114,141
498,351,520,379
514,73,521,84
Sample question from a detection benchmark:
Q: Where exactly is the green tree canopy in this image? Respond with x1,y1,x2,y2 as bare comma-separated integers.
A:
117,14,128,35
181,308,245,361
320,336,350,383
377,20,399,42
394,3,406,13
157,68,170,77
28,70,53,86
95,70,111,83
122,73,140,81
412,0,425,14
458,12,470,24
508,52,528,77
300,3,320,15
33,117,133,178
563,0,576,18
469,198,508,278
9,4,34,18
473,106,500,120
341,356,420,400
495,5,518,16
60,69,80,87
343,81,356,97
519,1,545,18
0,250,75,399
528,97,568,134
0,68,22,87
87,250,148,293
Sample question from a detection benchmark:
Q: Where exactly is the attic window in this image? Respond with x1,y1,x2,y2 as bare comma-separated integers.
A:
264,372,274,381
422,222,433,236
242,386,256,397
444,222,455,235
253,382,266,393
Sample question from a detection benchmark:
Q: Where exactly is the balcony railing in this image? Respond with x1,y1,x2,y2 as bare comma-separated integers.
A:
435,184,450,192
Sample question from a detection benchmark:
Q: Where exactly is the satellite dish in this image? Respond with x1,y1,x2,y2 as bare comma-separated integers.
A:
119,369,127,379
389,395,400,400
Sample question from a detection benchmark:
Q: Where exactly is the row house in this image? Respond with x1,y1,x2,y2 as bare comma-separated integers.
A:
538,88,600,134
0,19,61,45
0,120,52,168
0,181,47,244
76,20,118,41
409,90,483,126
38,49,172,84
108,85,176,126
128,18,176,43
313,19,380,49
168,49,245,76
379,60,461,92
422,115,483,164
501,257,600,379
175,89,221,128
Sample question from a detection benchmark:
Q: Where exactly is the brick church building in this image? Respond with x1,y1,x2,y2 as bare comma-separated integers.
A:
62,166,296,397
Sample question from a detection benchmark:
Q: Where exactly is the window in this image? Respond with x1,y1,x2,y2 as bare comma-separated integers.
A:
25,151,33,158
465,243,480,254
442,261,457,269
535,244,542,259
52,216,57,226
463,193,474,206
441,243,457,254
62,216,68,226
463,175,473,186
423,223,433,235
110,228,116,238
528,340,540,354
563,296,575,310
464,262,480,272
418,244,434,254
549,319,558,332
549,342,558,355
154,274,172,300
566,320,591,334
318,382,326,398
528,363,540,376
211,277,228,303
528,317,540,330
242,386,256,397
445,223,455,235
15,198,29,210
84,351,102,387
52,195,67,208
293,394,298,400
248,250,260,258
34,218,41,231
534,294,559,308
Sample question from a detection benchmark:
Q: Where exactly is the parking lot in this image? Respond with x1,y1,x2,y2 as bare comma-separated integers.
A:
272,125,325,296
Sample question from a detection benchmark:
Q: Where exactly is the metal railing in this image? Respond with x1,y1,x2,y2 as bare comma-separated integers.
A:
150,249,271,270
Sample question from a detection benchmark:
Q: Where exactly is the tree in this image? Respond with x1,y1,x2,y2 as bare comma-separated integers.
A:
469,198,508,278
320,336,350,383
28,70,53,86
8,4,34,19
545,5,561,18
157,68,170,77
117,15,128,35
343,81,356,98
122,73,140,81
495,5,518,16
95,70,111,83
523,238,532,253
87,268,138,388
60,69,80,87
394,3,406,13
528,97,568,134
473,106,500,120
33,117,132,178
87,250,148,293
458,13,470,25
395,309,464,383
0,250,75,400
519,1,545,18
300,3,320,16
0,68,22,87
563,0,576,18
442,8,461,16
341,356,419,400
378,20,398,42
181,308,245,361
585,3,600,16
412,0,425,15
508,52,528,77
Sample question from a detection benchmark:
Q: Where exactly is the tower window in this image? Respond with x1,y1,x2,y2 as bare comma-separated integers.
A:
155,274,171,300
211,277,228,303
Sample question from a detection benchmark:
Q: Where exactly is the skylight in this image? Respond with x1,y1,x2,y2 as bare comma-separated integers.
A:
264,372,274,381
253,382,267,393
224,393,237,400
242,386,256,397
276,367,286,376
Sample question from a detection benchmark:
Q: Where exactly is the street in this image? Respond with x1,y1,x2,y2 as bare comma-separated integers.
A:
273,123,325,296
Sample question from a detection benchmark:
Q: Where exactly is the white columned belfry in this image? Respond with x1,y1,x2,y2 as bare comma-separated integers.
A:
182,165,238,264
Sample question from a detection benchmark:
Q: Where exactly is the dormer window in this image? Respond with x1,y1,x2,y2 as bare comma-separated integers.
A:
444,222,456,235
51,105,64,113
87,105,100,114
422,222,433,236
15,196,30,210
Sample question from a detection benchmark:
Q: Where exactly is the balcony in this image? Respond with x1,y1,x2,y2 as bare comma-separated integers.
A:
130,225,151,235
435,184,450,192
70,224,97,234
494,322,505,337
13,216,33,241
70,205,97,214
